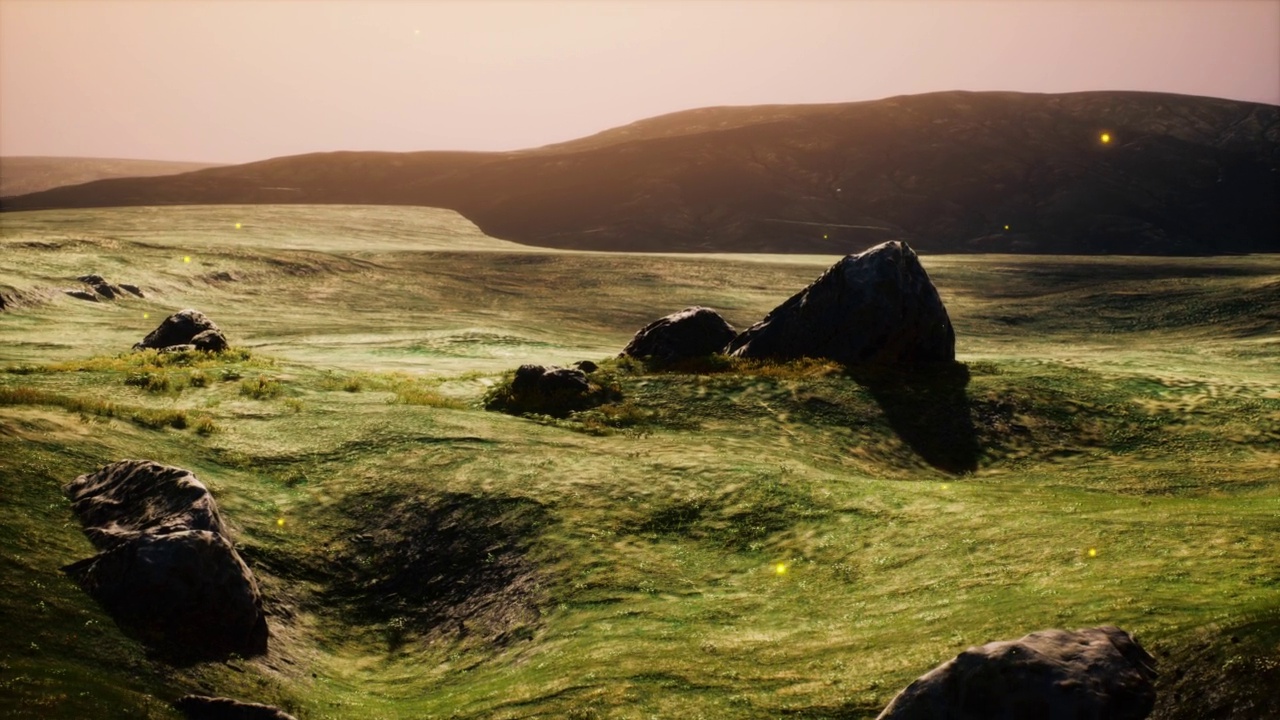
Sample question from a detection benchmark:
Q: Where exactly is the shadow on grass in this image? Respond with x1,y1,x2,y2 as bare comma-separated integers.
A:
846,362,979,475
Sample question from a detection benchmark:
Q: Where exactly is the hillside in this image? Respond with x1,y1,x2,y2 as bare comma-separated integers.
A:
2,91,1277,255
0,157,222,198
1,206,1278,718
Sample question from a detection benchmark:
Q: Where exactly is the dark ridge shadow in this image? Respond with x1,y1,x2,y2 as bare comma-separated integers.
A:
845,362,979,475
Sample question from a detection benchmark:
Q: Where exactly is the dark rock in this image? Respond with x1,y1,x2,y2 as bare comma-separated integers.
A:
572,360,599,374
876,626,1158,720
191,328,229,352
512,364,590,396
488,364,613,418
134,309,228,352
622,306,738,362
62,460,267,659
64,459,229,550
65,289,99,302
118,283,145,297
175,695,297,720
727,241,954,366
77,274,124,299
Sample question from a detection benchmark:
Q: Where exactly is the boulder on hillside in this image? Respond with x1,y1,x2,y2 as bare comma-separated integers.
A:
134,309,228,352
175,695,297,720
487,364,616,417
727,241,954,366
622,306,738,362
62,460,268,659
512,363,591,398
876,626,1158,720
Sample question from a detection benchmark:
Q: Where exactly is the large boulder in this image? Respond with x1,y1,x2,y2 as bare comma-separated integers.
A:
876,626,1158,720
727,241,954,365
134,309,228,352
62,460,267,659
622,306,737,362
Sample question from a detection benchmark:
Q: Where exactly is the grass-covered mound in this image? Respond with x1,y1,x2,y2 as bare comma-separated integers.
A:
0,205,1276,719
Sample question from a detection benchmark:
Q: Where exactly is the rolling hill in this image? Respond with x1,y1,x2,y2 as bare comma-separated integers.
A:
0,157,222,198
2,91,1277,255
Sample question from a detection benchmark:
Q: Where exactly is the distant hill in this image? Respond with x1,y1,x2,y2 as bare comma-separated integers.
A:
0,157,223,198
3,91,1277,255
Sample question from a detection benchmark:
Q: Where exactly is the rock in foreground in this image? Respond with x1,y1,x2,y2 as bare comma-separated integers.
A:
876,625,1158,720
134,309,228,352
622,306,737,362
62,460,267,659
727,241,954,365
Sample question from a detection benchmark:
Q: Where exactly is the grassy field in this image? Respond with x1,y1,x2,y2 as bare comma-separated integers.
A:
1,205,1277,719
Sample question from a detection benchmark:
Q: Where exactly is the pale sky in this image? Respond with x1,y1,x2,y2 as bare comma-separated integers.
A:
2,0,1277,164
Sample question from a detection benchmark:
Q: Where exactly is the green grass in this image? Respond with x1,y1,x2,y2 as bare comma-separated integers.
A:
0,205,1277,719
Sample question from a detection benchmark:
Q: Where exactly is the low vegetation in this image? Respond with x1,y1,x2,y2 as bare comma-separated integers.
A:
0,205,1275,719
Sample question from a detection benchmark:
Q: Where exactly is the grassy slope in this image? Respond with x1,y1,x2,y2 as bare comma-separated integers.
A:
0,205,1277,719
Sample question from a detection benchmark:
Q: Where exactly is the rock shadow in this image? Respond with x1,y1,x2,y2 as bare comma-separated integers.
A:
845,362,979,475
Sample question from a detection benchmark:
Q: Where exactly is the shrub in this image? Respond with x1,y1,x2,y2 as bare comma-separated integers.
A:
124,371,176,394
240,376,282,399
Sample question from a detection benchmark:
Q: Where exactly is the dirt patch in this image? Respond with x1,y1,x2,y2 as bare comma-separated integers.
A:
1150,616,1280,720
317,490,550,647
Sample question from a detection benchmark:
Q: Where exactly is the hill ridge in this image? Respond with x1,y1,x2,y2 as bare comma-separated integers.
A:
3,90,1277,255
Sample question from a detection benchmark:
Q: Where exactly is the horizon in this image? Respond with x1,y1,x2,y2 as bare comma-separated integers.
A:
2,0,1278,165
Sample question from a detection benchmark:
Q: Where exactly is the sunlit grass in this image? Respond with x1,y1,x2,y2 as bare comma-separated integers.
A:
0,205,1276,719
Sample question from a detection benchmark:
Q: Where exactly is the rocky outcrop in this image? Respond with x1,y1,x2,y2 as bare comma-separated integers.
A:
67,274,146,300
727,241,954,365
62,460,267,659
64,289,99,302
622,307,737,363
134,309,228,352
175,695,297,720
876,626,1158,720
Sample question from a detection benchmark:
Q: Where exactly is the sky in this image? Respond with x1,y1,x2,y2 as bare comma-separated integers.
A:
2,0,1278,164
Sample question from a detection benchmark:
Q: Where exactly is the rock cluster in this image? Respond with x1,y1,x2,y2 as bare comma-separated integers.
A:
134,309,229,352
63,273,145,302
622,306,738,363
876,626,1158,720
619,241,954,367
62,460,268,659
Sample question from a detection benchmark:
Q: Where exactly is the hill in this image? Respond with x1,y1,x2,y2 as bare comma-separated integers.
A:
2,91,1277,255
0,157,223,198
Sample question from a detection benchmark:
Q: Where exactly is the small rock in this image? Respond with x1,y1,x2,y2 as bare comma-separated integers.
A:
622,306,737,362
573,360,599,374
65,289,99,302
118,283,145,298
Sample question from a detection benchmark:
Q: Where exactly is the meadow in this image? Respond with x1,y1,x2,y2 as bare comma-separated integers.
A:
1,205,1277,719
